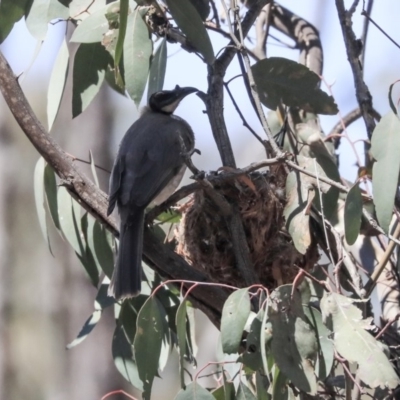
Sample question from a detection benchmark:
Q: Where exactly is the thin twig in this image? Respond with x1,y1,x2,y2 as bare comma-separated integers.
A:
361,10,400,50
223,81,264,144
360,0,374,68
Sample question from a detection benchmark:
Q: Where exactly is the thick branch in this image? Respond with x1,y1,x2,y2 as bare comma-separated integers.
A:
0,50,228,326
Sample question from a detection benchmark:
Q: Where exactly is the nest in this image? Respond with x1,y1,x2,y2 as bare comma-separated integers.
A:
175,167,318,291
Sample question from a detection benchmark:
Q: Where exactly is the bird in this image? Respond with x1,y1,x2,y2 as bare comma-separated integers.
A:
107,85,198,300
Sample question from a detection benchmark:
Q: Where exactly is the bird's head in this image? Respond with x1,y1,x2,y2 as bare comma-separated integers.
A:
149,85,198,114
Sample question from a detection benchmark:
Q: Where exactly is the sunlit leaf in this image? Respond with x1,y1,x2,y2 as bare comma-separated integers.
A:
57,186,84,255
70,2,114,43
176,299,187,388
344,183,363,245
43,163,60,231
252,57,338,115
175,382,215,399
165,0,214,65
26,0,69,40
72,42,113,117
47,39,69,130
221,288,251,354
236,381,257,400
371,111,400,232
34,157,52,254
320,292,400,389
67,279,114,348
123,8,152,107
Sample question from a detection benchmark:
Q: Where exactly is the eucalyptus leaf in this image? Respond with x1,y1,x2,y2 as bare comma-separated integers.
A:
67,280,114,348
43,163,60,231
320,292,400,389
165,0,214,65
34,157,52,254
70,2,116,43
26,0,69,40
47,39,69,130
371,111,400,233
176,299,188,388
236,381,257,400
72,42,113,117
175,382,215,400
268,285,318,394
148,38,167,100
251,57,338,115
344,183,363,245
134,296,164,396
221,288,251,354
123,8,152,107
0,0,31,43
112,322,144,390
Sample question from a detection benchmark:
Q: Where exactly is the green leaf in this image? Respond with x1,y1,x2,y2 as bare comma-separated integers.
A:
283,156,331,254
113,0,128,67
165,0,214,65
112,321,144,390
57,186,84,255
26,0,69,40
79,213,100,286
67,279,114,348
175,382,215,400
68,0,108,19
123,8,152,107
72,42,113,117
236,381,257,400
92,219,114,278
70,2,115,43
371,111,400,232
271,367,289,400
268,285,318,394
147,37,167,100
303,305,334,381
189,0,210,21
176,299,187,388
0,0,31,43
156,209,181,224
47,39,69,130
221,288,251,354
241,309,265,371
43,163,60,230
251,57,338,115
320,292,400,389
34,157,52,254
344,183,363,245
134,296,164,396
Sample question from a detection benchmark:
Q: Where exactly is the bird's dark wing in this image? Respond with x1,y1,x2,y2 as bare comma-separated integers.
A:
107,155,124,216
116,114,188,209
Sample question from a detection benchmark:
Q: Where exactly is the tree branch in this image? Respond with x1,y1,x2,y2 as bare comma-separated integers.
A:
0,50,228,327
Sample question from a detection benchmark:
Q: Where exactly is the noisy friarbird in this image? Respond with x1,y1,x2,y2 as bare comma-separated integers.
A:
107,86,198,299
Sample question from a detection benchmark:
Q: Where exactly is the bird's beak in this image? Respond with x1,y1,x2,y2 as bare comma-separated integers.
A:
174,86,199,99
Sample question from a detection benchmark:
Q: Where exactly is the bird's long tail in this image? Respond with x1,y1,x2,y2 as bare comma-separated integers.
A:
109,209,144,299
